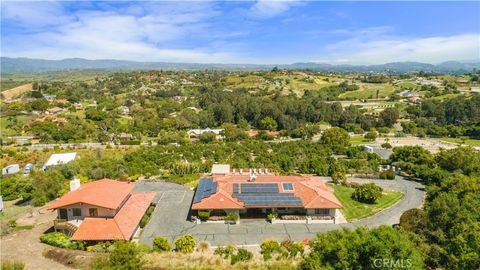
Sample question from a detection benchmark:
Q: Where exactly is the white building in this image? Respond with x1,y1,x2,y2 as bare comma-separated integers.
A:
44,153,78,169
2,164,20,175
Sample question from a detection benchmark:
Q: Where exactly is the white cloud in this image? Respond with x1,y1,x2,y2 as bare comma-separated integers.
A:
250,0,301,18
1,1,242,63
323,32,480,64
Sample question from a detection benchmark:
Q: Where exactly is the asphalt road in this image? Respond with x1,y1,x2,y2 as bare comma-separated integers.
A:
137,177,425,247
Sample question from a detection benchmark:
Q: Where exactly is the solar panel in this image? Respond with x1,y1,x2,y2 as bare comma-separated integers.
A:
193,178,217,203
240,183,278,193
233,193,303,206
233,183,239,194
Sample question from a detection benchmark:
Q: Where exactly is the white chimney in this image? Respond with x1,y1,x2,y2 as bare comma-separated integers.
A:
249,172,256,182
70,176,81,191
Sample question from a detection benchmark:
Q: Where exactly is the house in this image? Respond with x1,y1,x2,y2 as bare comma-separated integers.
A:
47,107,64,115
245,129,279,137
44,152,78,169
43,94,56,101
48,179,155,241
11,136,35,145
187,128,224,140
2,164,20,175
192,166,343,224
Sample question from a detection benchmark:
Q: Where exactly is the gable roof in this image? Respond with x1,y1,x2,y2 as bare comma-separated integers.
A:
71,192,155,241
48,179,133,210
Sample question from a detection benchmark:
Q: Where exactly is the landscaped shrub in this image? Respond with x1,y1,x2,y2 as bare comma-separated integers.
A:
351,183,383,204
140,205,155,228
280,239,305,258
224,213,239,223
399,208,426,233
107,241,145,270
230,248,253,265
175,234,196,253
214,245,236,259
260,239,281,260
198,211,210,222
40,232,85,250
1,260,25,270
379,169,395,179
267,212,279,222
153,236,172,252
331,171,347,185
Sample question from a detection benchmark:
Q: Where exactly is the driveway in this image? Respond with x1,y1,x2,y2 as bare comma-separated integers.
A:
135,181,195,247
138,177,424,247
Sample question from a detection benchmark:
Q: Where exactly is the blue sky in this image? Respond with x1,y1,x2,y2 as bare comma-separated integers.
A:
1,1,479,64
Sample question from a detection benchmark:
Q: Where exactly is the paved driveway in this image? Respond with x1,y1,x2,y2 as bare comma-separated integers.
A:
137,177,424,247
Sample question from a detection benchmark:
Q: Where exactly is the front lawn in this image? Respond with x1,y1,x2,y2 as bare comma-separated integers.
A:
330,184,403,221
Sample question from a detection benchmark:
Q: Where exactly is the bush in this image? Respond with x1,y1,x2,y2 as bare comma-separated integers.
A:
364,132,377,141
175,234,196,253
1,260,25,270
381,142,392,149
351,183,383,204
230,248,253,265
260,239,281,260
106,241,145,270
153,236,172,252
399,208,426,233
198,211,210,222
331,171,347,185
40,232,85,250
281,239,304,258
379,169,395,180
225,213,239,223
214,245,236,259
267,212,279,222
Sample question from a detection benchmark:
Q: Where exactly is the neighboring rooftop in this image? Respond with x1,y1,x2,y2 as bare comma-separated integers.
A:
44,152,77,167
211,164,230,175
48,179,134,210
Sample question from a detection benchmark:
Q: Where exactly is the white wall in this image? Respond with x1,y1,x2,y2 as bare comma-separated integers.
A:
57,203,116,220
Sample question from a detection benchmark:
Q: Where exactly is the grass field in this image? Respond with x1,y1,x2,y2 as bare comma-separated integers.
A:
437,137,480,147
339,83,395,100
350,136,370,145
330,184,404,221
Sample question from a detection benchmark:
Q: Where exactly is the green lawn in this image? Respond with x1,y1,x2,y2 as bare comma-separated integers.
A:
330,184,404,221
350,136,370,145
437,137,480,147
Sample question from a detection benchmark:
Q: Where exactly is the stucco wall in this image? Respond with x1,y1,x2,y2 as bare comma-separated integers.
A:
57,203,116,220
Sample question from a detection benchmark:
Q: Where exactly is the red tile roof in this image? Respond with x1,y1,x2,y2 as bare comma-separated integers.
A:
192,175,342,210
71,192,155,241
48,179,134,210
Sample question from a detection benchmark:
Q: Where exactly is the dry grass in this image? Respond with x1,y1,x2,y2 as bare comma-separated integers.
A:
1,83,32,99
144,251,300,270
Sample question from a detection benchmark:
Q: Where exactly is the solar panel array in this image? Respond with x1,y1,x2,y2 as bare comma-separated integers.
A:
193,178,217,203
282,183,294,191
234,193,302,206
231,183,302,207
240,183,279,193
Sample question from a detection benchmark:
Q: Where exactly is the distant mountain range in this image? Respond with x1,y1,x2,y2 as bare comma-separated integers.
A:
1,57,479,74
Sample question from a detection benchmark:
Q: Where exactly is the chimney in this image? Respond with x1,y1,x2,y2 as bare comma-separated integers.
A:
70,176,81,191
249,172,256,182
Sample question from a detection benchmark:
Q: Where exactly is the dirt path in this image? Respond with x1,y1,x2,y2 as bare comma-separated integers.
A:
0,207,71,270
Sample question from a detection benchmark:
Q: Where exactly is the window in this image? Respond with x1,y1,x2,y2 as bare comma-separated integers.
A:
282,183,294,191
72,208,82,217
89,208,98,217
315,209,330,215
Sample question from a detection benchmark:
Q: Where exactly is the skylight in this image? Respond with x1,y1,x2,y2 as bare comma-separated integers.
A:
282,183,294,191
